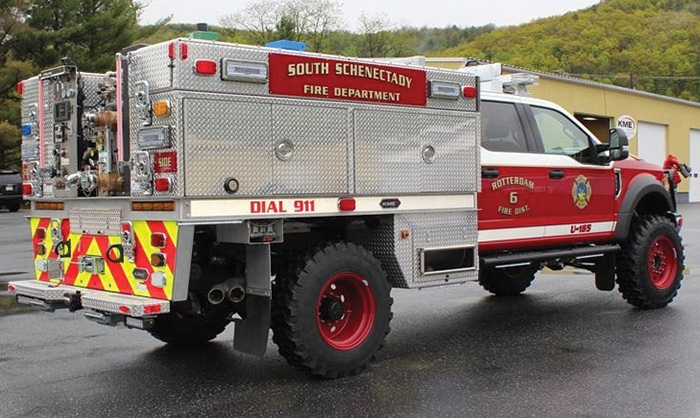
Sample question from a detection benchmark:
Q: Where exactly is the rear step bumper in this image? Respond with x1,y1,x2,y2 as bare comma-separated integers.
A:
8,280,170,318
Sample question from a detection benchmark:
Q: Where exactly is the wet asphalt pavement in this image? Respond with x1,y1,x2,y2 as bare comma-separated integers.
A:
1,205,700,418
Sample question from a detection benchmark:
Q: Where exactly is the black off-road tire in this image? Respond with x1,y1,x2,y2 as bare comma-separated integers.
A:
479,264,539,296
8,203,20,212
271,242,393,379
149,304,230,345
616,214,684,309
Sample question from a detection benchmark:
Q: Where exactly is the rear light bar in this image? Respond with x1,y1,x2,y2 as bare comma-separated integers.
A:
194,59,217,75
35,202,64,210
131,201,175,211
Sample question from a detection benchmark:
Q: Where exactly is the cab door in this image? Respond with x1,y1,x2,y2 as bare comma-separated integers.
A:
478,101,549,252
526,105,616,247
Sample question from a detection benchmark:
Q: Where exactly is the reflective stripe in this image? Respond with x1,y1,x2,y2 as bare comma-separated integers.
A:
479,221,616,243
30,217,179,300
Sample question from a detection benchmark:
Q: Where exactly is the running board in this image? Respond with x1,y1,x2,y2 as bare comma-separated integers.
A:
481,244,621,268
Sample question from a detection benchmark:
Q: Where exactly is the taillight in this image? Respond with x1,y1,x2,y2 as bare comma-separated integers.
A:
22,183,32,196
144,304,162,314
338,198,356,212
168,42,175,60
194,59,217,75
16,81,23,96
154,178,171,193
36,243,46,256
36,227,46,240
463,86,478,99
150,233,166,248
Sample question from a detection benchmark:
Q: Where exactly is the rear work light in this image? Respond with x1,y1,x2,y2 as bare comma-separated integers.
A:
222,59,268,83
194,59,217,75
429,81,462,100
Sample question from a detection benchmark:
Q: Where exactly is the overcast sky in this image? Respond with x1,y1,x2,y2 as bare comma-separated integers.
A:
139,0,601,29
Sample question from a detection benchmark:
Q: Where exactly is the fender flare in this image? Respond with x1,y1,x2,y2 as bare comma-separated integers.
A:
615,174,674,242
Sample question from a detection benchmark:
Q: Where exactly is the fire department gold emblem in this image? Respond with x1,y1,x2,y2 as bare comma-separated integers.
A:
572,175,592,209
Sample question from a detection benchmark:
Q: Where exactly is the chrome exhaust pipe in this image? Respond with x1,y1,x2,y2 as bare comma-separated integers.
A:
207,278,246,305
207,285,227,305
227,282,246,303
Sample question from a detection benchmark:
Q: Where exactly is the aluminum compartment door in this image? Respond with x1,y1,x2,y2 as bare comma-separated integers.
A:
638,122,667,167
354,109,422,195
420,113,479,193
271,104,350,195
184,99,273,197
690,130,700,203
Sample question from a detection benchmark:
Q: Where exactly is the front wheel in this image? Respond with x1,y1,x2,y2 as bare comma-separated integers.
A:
617,215,684,309
271,242,392,378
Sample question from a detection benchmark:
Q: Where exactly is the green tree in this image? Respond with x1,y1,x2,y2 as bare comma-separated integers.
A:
12,0,143,72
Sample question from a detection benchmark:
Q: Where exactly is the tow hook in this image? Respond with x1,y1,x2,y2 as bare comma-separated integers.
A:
65,291,82,312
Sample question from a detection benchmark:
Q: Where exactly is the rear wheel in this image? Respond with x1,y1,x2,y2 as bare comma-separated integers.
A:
7,202,20,212
617,215,684,309
479,264,538,296
272,242,392,378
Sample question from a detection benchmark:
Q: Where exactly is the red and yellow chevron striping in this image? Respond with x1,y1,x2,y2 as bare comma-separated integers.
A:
30,218,179,300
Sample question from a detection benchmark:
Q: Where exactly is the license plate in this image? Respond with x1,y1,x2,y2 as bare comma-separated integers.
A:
5,185,13,191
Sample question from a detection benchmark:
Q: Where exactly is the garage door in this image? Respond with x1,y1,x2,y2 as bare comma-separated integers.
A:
637,122,667,167
690,130,700,203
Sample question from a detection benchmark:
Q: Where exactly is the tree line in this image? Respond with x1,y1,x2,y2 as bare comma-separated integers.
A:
2,0,699,169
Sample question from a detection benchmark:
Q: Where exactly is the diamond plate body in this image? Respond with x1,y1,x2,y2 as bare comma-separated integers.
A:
70,208,122,235
127,43,172,95
127,39,480,199
353,211,478,289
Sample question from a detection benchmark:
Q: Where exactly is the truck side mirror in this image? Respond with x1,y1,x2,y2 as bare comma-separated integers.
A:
609,128,629,161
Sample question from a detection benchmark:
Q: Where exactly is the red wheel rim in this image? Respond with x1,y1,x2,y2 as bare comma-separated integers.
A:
316,272,375,351
648,236,678,290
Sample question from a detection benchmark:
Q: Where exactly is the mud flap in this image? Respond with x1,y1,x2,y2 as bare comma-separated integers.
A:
595,253,616,291
233,244,271,357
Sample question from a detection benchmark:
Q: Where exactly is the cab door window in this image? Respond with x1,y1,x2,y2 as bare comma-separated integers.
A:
531,106,593,161
481,101,529,153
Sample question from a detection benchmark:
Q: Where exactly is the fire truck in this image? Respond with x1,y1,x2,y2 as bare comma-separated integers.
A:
8,32,684,378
